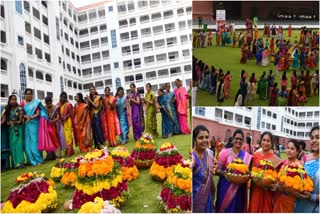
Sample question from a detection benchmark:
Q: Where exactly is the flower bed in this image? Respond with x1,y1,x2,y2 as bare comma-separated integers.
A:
131,133,157,169
224,157,250,184
158,161,192,213
149,142,183,181
2,172,57,213
278,161,314,193
71,148,128,210
251,159,277,188
111,146,139,182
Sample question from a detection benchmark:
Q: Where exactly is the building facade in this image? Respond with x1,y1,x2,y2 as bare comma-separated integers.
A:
193,107,319,150
1,0,192,105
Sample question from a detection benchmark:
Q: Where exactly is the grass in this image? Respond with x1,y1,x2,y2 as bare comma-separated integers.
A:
0,113,191,213
193,29,319,106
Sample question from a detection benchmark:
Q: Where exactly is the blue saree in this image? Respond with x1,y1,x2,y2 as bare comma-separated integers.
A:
23,99,46,165
157,94,173,138
116,96,129,144
294,158,319,213
193,149,214,213
165,91,181,134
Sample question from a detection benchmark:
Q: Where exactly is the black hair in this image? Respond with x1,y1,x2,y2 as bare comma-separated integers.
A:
158,88,164,94
296,140,306,150
76,93,86,103
146,83,151,88
60,91,67,98
25,88,33,95
175,79,181,83
234,89,242,104
45,96,52,103
310,126,319,136
192,125,209,148
287,139,301,157
246,136,252,154
104,86,110,91
130,83,136,88
225,137,233,148
5,95,18,119
233,129,244,139
260,131,273,146
116,87,124,97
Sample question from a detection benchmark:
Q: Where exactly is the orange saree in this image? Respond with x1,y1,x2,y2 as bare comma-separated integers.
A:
248,151,282,213
74,103,93,153
103,96,120,147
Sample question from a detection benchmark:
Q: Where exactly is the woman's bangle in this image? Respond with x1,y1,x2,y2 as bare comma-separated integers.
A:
311,193,317,202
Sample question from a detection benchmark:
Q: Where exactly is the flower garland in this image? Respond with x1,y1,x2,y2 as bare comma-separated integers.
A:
251,159,277,188
149,142,183,181
278,162,314,193
131,133,157,169
111,146,139,182
158,161,192,213
2,172,57,213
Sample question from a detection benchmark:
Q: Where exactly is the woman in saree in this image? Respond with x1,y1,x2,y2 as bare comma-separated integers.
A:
157,88,173,138
44,96,63,160
257,71,268,100
292,49,300,69
116,87,130,144
223,71,232,98
4,95,25,168
74,93,93,153
215,129,252,212
21,88,44,166
1,106,10,171
174,79,191,134
87,86,106,148
192,125,215,213
143,83,158,138
294,126,319,213
102,87,120,147
273,139,301,213
165,83,181,135
58,92,76,156
248,131,282,212
128,83,144,140
262,47,269,66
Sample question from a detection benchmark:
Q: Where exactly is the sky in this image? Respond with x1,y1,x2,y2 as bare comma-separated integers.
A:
70,0,102,8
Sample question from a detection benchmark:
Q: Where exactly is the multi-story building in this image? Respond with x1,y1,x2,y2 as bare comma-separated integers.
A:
193,107,319,150
0,0,192,105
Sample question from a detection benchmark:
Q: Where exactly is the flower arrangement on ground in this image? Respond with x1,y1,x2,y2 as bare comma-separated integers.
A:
251,159,277,188
71,148,129,210
2,172,57,213
224,157,250,184
131,133,157,169
111,146,139,182
78,197,121,213
149,142,183,181
278,161,314,193
158,160,192,213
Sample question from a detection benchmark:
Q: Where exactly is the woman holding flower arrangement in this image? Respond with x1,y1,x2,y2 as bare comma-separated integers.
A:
4,94,25,168
215,129,252,212
192,125,215,213
248,131,282,212
294,126,319,213
273,139,301,212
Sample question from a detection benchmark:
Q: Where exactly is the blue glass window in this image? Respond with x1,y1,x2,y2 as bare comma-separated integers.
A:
108,6,113,12
111,30,117,48
60,76,64,92
115,78,121,89
19,63,26,100
16,0,22,14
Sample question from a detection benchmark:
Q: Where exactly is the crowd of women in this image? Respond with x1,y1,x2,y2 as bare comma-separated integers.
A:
1,79,191,170
192,124,319,213
193,57,319,106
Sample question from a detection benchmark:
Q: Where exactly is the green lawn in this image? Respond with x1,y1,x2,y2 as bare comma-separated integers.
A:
193,29,319,106
1,113,191,213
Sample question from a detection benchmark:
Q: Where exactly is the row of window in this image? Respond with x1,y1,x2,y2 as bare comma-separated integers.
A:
25,21,50,45
61,1,77,23
214,108,252,126
62,61,81,76
79,36,108,50
285,107,319,117
79,24,107,37
78,7,107,23
124,65,191,83
262,109,277,119
64,79,83,90
82,63,118,76
26,43,51,63
18,1,49,26
81,50,110,63
27,68,52,82
117,0,191,14
61,47,80,62
119,9,190,28
284,118,317,128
